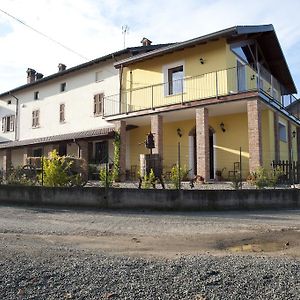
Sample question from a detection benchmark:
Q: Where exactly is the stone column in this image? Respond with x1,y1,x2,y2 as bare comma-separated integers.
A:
151,114,163,157
273,112,280,162
3,149,12,181
115,120,126,181
247,99,262,173
23,147,33,165
196,107,209,181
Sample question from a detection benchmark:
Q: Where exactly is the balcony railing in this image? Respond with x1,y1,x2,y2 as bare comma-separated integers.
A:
103,64,299,122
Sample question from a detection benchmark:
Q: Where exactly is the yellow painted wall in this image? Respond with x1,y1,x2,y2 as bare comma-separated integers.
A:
291,124,298,161
278,117,289,160
122,39,229,111
210,113,249,178
129,112,251,178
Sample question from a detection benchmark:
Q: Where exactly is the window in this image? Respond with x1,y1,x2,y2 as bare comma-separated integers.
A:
1,115,15,132
60,82,66,92
95,71,104,82
32,109,40,127
168,65,183,95
94,93,104,116
58,143,67,156
279,122,287,142
33,148,43,157
59,103,65,123
95,141,108,164
34,91,39,100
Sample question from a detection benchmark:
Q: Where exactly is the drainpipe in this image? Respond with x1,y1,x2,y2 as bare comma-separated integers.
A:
119,64,123,114
8,92,19,141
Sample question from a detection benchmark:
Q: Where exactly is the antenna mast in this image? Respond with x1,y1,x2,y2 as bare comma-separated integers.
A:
122,25,129,49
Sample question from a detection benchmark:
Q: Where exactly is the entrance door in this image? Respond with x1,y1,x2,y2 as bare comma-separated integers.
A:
237,60,246,92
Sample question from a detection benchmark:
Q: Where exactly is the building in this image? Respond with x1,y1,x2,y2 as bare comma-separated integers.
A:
103,25,300,181
0,41,170,178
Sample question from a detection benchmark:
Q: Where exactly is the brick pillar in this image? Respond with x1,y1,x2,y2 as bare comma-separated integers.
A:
247,99,262,172
3,149,12,181
151,114,163,157
196,107,209,181
78,141,89,179
115,120,126,181
274,112,280,161
23,147,33,165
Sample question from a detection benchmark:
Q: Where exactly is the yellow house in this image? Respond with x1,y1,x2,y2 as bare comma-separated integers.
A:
104,25,300,181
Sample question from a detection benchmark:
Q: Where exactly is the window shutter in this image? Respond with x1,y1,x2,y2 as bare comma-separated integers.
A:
37,110,40,126
32,111,35,127
10,115,15,132
2,117,6,132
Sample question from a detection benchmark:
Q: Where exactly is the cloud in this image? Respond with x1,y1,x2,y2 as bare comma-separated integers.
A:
0,0,300,95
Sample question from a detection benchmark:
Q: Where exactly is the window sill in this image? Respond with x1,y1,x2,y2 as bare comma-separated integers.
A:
164,92,186,98
32,126,41,129
59,121,66,124
94,114,103,118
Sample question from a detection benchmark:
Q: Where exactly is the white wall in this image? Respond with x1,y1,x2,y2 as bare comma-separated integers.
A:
0,58,122,143
0,99,16,143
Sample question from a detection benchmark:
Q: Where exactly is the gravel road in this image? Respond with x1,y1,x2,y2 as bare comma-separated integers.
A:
0,205,300,299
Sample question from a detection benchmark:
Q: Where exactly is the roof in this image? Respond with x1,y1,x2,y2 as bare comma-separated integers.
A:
0,127,115,149
0,43,172,98
114,25,297,94
286,98,300,109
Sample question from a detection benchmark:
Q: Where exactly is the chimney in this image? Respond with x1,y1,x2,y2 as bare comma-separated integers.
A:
58,63,67,72
35,73,44,80
26,68,36,84
141,37,152,47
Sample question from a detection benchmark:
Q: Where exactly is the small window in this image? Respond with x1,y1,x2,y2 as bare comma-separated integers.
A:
168,65,183,95
33,148,43,157
59,103,65,123
1,115,15,132
279,122,287,142
94,93,104,116
95,71,103,82
34,91,39,100
32,109,40,127
60,82,66,92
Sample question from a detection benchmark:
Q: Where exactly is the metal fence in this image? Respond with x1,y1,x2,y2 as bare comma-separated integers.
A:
103,63,298,118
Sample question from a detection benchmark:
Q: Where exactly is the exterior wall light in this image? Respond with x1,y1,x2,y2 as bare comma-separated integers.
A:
220,122,226,132
177,128,183,137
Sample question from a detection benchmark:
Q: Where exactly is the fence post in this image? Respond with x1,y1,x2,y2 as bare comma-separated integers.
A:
239,147,242,189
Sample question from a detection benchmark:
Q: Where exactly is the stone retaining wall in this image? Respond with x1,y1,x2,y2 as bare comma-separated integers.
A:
0,185,299,210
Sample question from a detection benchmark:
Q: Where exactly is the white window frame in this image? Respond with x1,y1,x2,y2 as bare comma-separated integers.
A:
278,121,287,142
59,103,65,123
32,109,40,128
162,60,185,96
1,115,15,132
60,82,66,92
34,91,39,100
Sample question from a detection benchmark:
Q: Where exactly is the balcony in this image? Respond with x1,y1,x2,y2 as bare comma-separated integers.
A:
103,64,299,123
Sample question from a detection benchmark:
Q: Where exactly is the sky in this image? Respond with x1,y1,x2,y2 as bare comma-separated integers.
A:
1,0,300,96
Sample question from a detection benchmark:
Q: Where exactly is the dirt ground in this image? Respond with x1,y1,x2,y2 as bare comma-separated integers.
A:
0,205,300,259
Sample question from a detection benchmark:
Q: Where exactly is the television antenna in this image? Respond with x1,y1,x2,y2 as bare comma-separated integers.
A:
122,25,129,49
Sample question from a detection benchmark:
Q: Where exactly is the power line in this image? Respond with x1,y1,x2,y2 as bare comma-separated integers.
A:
0,8,89,61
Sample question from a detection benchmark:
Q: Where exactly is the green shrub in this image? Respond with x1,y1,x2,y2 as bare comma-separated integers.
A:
141,168,156,189
170,164,189,189
99,166,113,188
248,166,283,189
7,166,36,186
112,131,120,181
40,150,72,187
